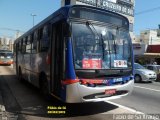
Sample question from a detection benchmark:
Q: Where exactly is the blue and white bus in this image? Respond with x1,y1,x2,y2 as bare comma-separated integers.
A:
13,5,134,103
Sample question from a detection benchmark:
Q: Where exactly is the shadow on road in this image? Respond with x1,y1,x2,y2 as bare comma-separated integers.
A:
135,81,153,84
0,72,118,119
19,100,118,118
47,100,118,117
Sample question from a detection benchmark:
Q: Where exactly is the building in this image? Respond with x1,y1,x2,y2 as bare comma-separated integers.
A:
0,37,14,51
140,30,160,45
133,26,160,64
0,30,22,51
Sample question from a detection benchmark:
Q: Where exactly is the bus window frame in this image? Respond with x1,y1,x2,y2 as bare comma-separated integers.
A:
39,24,51,52
25,36,32,54
21,38,25,54
32,30,38,54
18,40,22,53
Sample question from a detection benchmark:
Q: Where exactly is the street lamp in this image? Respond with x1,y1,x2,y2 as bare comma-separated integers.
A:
31,14,37,27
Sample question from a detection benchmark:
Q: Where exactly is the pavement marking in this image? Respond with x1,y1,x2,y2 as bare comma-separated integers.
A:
134,85,160,92
106,101,160,120
106,101,144,114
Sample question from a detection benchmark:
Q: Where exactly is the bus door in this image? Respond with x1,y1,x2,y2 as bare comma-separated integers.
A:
51,22,64,97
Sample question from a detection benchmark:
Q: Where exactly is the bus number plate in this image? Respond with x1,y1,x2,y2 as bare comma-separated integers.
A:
105,89,116,95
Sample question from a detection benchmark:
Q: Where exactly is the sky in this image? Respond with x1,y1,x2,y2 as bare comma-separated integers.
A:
0,0,60,37
134,0,160,35
0,0,160,38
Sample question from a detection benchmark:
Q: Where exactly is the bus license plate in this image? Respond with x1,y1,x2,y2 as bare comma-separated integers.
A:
105,89,116,95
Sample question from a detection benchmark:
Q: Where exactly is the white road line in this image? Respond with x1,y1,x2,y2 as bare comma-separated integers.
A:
105,86,160,120
107,101,160,120
106,101,144,114
134,85,160,92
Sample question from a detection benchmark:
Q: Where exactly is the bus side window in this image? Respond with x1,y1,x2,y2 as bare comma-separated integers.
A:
18,40,22,53
13,44,16,53
25,36,31,54
40,25,50,52
32,31,38,53
21,38,26,54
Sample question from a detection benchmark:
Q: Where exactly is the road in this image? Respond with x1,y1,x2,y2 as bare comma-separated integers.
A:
111,81,160,114
0,66,138,120
1,65,160,119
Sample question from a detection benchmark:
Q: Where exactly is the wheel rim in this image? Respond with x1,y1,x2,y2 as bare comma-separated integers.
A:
135,75,141,82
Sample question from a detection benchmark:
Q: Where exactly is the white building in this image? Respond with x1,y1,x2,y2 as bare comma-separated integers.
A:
133,27,160,64
140,29,160,45
0,37,14,51
133,27,160,55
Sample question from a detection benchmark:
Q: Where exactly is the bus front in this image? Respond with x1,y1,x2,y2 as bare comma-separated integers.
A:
64,6,134,102
0,51,13,66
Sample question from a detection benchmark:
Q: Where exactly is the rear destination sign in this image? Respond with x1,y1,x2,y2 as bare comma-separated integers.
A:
76,0,134,16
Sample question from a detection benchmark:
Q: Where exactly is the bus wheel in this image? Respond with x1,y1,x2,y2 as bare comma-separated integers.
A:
40,74,50,100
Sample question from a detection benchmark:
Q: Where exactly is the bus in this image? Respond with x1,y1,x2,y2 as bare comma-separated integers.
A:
0,50,13,66
13,5,134,103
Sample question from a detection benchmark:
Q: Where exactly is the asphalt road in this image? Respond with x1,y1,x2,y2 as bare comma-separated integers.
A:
0,66,138,120
111,81,160,114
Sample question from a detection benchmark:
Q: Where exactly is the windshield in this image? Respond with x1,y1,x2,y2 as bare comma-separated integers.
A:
0,52,13,58
72,22,132,70
134,63,145,69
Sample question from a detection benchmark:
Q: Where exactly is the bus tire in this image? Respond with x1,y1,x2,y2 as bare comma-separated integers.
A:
39,73,50,100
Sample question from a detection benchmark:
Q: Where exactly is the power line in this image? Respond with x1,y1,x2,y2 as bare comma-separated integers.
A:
135,6,160,15
0,28,25,39
0,28,25,33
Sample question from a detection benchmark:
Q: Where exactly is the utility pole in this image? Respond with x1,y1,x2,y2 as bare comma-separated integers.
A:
31,14,37,27
15,30,20,39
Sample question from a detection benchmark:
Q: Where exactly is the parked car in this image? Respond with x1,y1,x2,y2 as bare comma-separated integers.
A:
134,63,157,82
144,64,160,81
